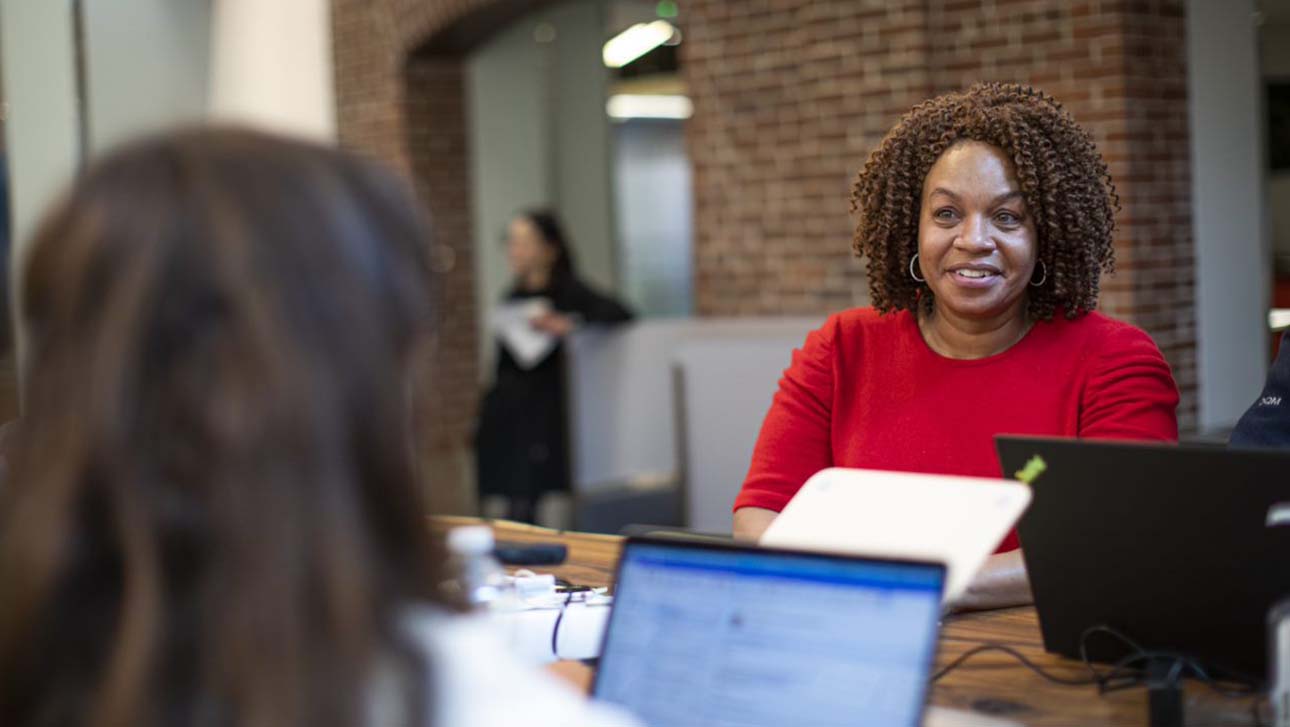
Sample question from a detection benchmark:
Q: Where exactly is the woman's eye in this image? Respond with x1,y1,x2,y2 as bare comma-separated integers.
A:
933,208,958,222
996,211,1021,225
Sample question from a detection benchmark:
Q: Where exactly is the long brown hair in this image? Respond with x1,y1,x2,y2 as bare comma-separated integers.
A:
0,128,450,727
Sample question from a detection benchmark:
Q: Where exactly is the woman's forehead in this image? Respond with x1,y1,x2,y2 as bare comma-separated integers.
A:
923,141,1021,200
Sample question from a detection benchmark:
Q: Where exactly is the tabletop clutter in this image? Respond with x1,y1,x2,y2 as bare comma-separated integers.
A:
445,524,612,663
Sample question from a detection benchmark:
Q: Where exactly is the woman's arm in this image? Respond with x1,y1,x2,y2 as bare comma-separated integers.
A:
732,506,779,542
949,550,1032,612
1080,323,1179,441
731,318,839,527
562,278,634,324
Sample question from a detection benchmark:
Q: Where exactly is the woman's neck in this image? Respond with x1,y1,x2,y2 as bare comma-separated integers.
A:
918,300,1032,360
521,268,552,292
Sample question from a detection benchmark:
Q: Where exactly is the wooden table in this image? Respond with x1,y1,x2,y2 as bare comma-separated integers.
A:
437,517,1266,727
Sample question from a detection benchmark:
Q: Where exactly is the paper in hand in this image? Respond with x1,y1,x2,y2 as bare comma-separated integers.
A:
493,298,558,369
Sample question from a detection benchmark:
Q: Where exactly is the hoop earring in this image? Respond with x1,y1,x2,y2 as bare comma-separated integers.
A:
909,254,926,283
1029,260,1048,287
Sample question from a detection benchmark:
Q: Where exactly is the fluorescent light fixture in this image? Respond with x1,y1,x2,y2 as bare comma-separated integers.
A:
606,94,693,120
1270,308,1290,332
603,20,676,68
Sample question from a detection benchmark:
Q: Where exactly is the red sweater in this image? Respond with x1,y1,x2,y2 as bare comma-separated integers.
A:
734,308,1180,552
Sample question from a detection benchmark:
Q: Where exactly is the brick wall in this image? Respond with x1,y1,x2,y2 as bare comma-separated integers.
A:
404,57,479,457
1115,2,1195,429
332,0,407,173
332,0,493,512
682,0,1197,429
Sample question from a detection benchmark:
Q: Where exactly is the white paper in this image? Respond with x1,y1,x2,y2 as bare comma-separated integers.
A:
491,601,613,663
925,707,1024,727
493,298,558,369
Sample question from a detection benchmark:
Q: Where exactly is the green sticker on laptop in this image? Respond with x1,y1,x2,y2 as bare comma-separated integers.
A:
1014,455,1047,485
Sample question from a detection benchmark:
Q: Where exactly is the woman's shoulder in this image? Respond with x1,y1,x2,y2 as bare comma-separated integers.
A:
397,608,641,727
1037,310,1165,357
823,306,914,339
784,307,915,363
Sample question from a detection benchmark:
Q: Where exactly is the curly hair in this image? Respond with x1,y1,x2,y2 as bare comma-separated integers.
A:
850,82,1119,320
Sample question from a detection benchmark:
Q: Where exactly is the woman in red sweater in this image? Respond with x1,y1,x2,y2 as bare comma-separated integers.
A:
733,83,1179,611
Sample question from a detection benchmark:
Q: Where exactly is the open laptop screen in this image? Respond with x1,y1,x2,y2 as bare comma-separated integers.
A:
593,539,945,727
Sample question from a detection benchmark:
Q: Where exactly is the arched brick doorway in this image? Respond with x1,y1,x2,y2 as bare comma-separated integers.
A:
332,0,559,513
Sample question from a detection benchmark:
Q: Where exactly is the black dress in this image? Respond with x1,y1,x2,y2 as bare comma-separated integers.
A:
474,275,633,521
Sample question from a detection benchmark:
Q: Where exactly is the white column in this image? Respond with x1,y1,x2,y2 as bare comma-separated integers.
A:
208,0,336,142
1186,0,1270,431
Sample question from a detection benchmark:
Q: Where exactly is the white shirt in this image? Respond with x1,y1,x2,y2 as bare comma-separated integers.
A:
368,607,643,727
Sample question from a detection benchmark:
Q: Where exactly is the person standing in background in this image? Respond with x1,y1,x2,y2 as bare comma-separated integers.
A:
475,211,633,525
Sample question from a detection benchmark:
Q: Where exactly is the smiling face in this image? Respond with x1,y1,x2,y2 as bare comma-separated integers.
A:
916,141,1038,322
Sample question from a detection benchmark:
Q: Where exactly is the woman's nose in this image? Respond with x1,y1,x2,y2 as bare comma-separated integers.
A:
955,214,996,251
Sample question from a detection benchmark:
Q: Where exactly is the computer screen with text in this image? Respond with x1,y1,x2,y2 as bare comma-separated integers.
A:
594,542,944,727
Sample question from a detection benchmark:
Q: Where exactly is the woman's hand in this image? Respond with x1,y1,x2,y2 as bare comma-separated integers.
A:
530,311,576,336
947,549,1033,613
732,506,779,541
546,660,594,694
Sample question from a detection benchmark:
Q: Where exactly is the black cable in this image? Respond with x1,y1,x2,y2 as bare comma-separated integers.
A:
549,590,576,659
934,623,1264,700
1079,625,1262,698
931,643,1099,685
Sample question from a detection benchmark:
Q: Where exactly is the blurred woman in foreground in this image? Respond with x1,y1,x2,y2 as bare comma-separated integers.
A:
0,129,636,727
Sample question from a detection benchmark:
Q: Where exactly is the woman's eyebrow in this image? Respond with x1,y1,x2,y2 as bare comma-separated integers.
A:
927,188,1023,205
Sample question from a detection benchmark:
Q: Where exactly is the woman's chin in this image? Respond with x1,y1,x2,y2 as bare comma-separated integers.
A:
933,292,1026,322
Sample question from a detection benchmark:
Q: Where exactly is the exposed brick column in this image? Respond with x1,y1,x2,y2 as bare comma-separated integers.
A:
404,57,481,456
332,0,410,174
1115,2,1195,430
333,0,486,512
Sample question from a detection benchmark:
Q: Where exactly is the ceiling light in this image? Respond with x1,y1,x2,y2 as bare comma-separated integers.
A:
603,20,676,68
606,94,693,120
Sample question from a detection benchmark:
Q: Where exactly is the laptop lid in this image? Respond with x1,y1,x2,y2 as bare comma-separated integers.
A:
996,435,1290,681
759,468,1031,602
592,537,946,727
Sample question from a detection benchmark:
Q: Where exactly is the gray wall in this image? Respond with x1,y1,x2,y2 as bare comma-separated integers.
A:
82,0,211,152
548,0,616,295
467,0,617,379
1,0,83,378
468,16,553,376
613,119,693,316
0,0,82,257
1187,0,1270,430
1,0,213,382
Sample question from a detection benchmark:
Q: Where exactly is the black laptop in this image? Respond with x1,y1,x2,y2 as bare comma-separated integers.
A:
592,537,947,727
996,435,1290,682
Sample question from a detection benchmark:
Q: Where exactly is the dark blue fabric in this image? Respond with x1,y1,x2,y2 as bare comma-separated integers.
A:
1231,332,1290,448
